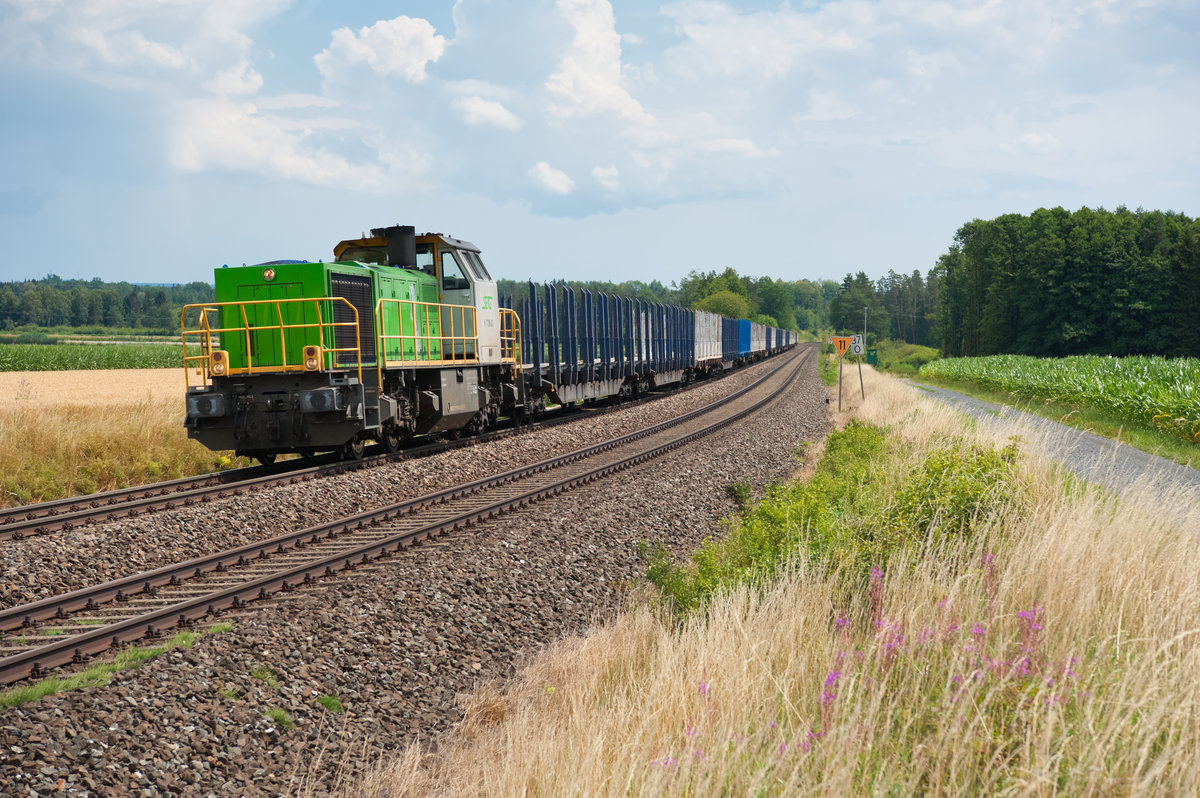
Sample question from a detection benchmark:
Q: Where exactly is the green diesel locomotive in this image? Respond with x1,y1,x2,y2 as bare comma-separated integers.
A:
182,225,525,462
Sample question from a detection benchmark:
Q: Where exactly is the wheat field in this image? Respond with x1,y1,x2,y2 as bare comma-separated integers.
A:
0,369,237,506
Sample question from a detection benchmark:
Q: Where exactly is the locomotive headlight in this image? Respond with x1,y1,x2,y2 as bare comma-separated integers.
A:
186,392,227,418
262,268,276,282
302,344,322,371
210,350,229,376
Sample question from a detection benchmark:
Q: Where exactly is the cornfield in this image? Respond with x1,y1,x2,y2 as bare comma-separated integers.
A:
920,354,1200,442
0,343,188,371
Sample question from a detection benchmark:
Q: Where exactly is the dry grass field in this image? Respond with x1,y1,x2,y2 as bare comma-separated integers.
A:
347,369,1200,796
0,369,238,506
0,369,184,408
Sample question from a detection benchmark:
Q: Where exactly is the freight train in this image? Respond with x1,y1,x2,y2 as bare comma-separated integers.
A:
182,225,795,463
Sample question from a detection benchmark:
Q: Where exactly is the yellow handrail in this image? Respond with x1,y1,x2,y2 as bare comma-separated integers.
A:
374,297,479,372
499,308,522,366
181,297,362,390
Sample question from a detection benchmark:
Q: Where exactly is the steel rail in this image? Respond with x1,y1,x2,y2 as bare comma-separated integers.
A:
0,360,763,542
0,345,812,684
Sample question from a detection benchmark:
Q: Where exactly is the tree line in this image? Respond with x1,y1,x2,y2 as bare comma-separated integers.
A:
823,206,1199,358
13,207,1193,358
826,269,940,347
935,206,1200,358
0,276,214,332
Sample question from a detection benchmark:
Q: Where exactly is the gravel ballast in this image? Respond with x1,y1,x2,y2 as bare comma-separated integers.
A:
0,347,829,796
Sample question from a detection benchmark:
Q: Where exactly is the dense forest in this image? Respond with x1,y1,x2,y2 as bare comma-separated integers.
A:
0,277,213,332
935,207,1200,358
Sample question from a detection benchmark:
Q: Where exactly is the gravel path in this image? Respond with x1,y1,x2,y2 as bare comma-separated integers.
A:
907,381,1200,504
0,346,829,797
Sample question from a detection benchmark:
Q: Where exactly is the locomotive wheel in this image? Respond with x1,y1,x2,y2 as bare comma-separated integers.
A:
341,438,365,461
256,453,277,466
381,426,403,453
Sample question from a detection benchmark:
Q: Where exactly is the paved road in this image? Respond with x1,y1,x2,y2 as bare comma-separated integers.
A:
906,381,1200,507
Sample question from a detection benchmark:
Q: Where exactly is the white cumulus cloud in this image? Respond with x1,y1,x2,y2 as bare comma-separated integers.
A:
592,165,620,190
453,96,523,130
546,0,652,124
530,161,575,194
315,16,446,83
169,98,384,189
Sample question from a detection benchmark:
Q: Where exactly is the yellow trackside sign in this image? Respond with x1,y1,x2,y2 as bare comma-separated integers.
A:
832,336,853,357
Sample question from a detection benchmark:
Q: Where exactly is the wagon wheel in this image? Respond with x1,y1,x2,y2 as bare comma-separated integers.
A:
256,453,277,466
340,438,365,461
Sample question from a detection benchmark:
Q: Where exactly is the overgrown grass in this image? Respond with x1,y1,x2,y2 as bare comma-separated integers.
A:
0,622,234,708
0,342,190,371
354,368,1200,796
0,398,246,507
643,421,1021,617
316,694,345,713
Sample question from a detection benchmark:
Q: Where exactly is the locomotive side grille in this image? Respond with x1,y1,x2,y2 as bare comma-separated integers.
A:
331,273,376,366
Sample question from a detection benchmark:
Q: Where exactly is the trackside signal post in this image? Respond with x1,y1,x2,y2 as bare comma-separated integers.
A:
830,335,866,411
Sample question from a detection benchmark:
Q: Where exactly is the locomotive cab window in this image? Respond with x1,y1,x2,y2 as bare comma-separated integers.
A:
459,251,482,280
465,251,492,280
441,250,470,291
415,244,436,275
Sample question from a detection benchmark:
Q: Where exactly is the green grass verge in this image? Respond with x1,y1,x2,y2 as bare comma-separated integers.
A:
0,621,234,708
642,421,1024,617
871,339,940,374
914,376,1199,471
819,353,839,386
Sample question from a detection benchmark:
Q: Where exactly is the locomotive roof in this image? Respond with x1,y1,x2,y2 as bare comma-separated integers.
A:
332,229,480,261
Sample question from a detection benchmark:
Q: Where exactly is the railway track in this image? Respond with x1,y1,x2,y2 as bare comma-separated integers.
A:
0,346,812,685
0,370,742,542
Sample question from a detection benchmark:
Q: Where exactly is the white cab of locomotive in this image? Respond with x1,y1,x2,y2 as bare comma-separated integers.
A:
422,238,504,365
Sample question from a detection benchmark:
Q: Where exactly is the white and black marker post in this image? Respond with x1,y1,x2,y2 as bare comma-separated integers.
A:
851,334,865,399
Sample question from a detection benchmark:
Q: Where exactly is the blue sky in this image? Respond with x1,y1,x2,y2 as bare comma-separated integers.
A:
1,0,1196,288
